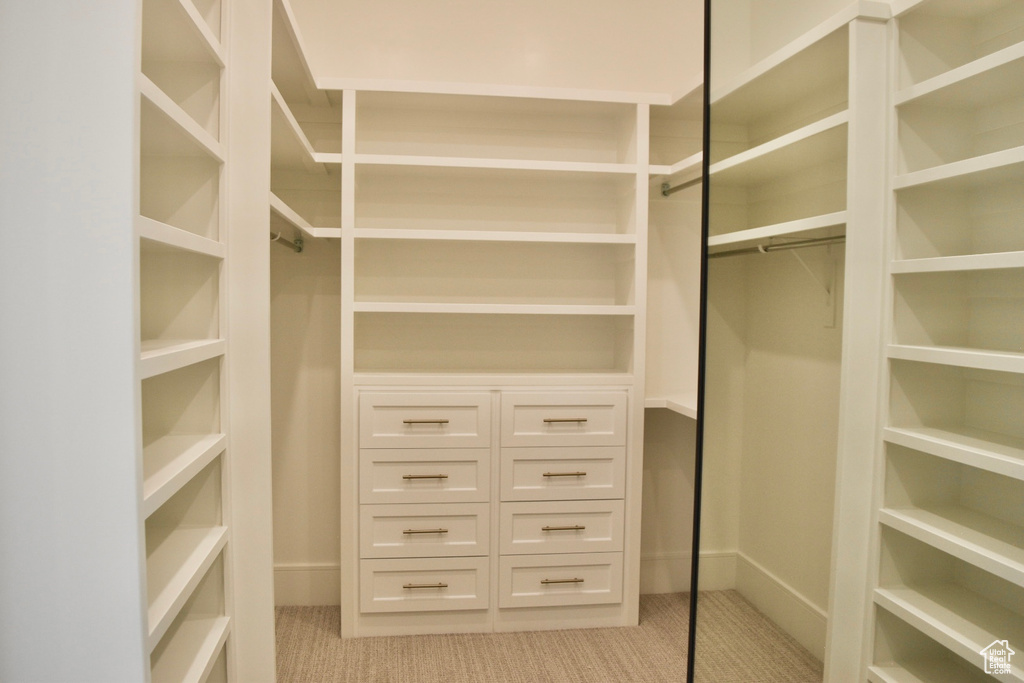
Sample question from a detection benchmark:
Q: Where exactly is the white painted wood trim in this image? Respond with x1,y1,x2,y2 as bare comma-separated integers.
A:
736,552,829,661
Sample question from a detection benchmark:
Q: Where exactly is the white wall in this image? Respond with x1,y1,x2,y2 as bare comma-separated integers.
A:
271,236,342,605
0,2,148,680
291,0,702,96
703,248,844,660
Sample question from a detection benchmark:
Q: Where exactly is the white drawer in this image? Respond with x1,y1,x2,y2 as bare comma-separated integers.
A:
360,502,490,558
498,553,623,608
501,392,627,447
360,392,491,448
360,448,490,504
361,556,489,613
500,446,625,501
499,500,623,555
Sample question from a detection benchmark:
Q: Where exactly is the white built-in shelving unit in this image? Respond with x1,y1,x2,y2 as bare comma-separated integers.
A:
269,0,343,240
869,1,1024,680
705,5,890,256
137,0,232,679
645,80,703,419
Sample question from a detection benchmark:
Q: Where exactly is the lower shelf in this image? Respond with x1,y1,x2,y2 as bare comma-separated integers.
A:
874,584,1024,680
150,616,230,683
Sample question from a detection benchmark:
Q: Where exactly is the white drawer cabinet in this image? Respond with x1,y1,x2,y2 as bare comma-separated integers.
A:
360,557,490,613
359,392,491,448
360,448,490,504
500,446,625,501
353,387,632,634
360,502,490,558
500,391,627,447
498,553,624,608
499,500,624,555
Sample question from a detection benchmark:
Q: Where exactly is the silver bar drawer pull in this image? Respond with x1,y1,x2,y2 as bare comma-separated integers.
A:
542,525,586,532
542,471,586,478
403,419,450,425
541,578,584,585
403,583,448,589
402,528,449,535
543,418,588,423
402,474,449,480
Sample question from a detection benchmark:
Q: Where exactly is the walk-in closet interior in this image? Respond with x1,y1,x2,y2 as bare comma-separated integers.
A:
2,0,1023,681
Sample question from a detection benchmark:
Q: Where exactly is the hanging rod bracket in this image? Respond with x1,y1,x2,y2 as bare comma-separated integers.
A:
270,232,304,253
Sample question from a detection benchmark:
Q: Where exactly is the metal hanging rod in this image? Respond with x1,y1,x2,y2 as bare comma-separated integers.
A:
708,234,846,259
661,177,703,197
270,232,303,253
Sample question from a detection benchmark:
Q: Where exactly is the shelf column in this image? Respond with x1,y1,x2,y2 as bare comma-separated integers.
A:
825,14,891,682
339,88,359,636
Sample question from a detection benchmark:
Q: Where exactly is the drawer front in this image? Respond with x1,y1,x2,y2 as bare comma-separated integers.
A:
498,553,623,608
499,500,623,555
501,392,627,447
360,448,490,504
360,556,489,613
500,446,625,501
360,392,491,448
360,503,490,559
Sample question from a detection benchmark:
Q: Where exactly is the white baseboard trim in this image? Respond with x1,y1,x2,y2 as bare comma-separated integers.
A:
274,562,341,606
735,552,828,660
640,550,737,594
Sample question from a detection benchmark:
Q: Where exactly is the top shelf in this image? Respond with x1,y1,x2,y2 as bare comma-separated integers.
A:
353,91,641,166
272,0,328,108
896,0,1024,89
142,0,223,67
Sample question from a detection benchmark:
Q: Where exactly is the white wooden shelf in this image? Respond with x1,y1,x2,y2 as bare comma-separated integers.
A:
271,0,326,107
888,344,1024,374
353,372,634,388
895,41,1024,108
894,146,1024,191
140,82,224,164
147,527,228,652
891,251,1024,274
142,0,224,68
139,74,223,161
269,192,341,239
143,434,227,519
884,426,1024,483
650,151,703,180
270,84,326,174
352,228,636,245
709,112,848,186
137,217,225,259
868,658,994,683
644,394,698,419
352,303,637,316
352,153,637,175
150,616,230,683
875,584,1024,681
139,339,226,380
879,506,1024,588
708,211,847,250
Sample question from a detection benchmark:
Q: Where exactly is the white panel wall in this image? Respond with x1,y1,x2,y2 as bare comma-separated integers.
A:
0,2,148,680
291,0,701,96
271,236,342,605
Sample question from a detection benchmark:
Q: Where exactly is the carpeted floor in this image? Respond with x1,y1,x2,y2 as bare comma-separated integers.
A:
275,591,823,682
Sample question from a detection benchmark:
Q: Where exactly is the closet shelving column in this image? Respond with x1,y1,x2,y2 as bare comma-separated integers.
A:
869,1,1024,681
335,87,650,636
269,0,343,241
137,0,232,680
647,80,703,417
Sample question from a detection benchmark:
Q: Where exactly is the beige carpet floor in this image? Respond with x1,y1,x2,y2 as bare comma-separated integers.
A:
275,591,823,682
